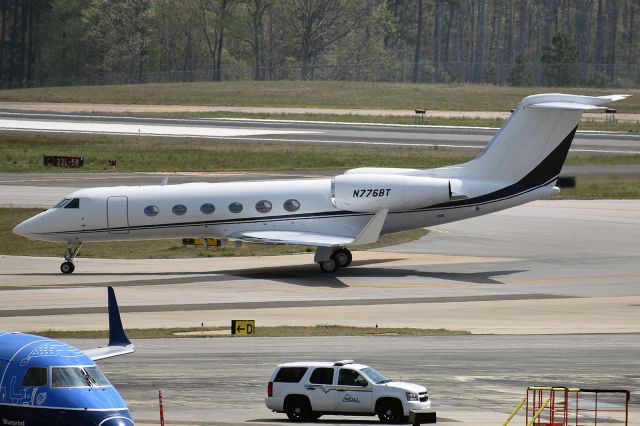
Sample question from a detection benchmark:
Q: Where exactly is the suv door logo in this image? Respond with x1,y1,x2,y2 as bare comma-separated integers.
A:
342,393,360,403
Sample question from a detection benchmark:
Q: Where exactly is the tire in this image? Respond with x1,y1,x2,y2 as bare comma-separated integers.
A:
60,261,75,274
285,396,311,422
319,258,339,273
332,248,352,267
377,399,403,424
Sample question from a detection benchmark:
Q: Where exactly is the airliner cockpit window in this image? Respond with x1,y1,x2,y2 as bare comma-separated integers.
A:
52,366,91,387
21,367,48,387
64,198,80,209
53,198,71,208
85,366,111,386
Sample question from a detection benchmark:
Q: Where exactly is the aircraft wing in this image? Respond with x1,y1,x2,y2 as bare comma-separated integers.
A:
84,287,135,361
230,208,390,247
231,230,355,247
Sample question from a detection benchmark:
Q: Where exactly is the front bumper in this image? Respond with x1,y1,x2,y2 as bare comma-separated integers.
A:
404,400,432,415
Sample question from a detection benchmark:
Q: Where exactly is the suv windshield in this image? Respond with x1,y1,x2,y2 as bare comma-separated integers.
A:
361,367,391,384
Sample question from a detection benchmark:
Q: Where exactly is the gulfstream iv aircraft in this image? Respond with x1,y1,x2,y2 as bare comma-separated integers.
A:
13,93,627,274
0,287,135,425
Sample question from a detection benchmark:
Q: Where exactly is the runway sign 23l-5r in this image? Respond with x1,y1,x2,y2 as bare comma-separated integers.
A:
231,320,255,336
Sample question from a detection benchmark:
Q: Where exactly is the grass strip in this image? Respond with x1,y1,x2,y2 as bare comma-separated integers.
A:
1,132,639,174
0,208,429,258
1,81,639,112
32,324,471,339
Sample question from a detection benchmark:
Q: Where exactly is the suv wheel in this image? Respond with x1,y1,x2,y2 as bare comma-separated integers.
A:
377,399,403,424
285,397,311,422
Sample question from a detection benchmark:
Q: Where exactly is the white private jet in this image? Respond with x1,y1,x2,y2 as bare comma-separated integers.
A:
13,93,627,274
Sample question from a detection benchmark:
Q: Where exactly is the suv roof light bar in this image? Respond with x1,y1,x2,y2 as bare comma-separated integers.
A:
334,359,354,366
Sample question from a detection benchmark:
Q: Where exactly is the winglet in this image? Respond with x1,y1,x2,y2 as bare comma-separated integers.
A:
108,286,131,346
352,208,389,245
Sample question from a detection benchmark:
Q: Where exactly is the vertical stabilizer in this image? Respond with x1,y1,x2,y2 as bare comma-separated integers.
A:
108,286,131,347
461,94,628,185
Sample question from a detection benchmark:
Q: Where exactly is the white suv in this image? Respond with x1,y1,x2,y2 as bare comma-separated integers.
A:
265,360,431,423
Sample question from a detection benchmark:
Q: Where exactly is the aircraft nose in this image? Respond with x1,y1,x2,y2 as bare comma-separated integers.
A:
13,216,41,238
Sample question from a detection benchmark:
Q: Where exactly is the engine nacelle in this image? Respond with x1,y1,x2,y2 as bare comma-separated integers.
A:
332,174,452,212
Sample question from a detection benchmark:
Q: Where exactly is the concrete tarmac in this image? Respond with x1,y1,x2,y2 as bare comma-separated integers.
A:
92,334,639,425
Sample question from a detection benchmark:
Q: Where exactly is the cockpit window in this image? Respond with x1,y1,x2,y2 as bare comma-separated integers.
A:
22,367,48,387
52,366,91,388
64,198,80,209
53,198,71,208
85,366,111,387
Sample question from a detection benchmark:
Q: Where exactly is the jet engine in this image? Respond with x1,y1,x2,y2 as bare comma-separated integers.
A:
331,174,453,212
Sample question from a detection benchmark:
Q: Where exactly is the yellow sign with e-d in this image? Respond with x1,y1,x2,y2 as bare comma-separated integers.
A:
231,320,255,336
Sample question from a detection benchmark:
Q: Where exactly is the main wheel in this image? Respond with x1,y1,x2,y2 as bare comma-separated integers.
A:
285,397,311,422
332,248,352,267
319,258,339,273
377,400,403,424
60,261,75,274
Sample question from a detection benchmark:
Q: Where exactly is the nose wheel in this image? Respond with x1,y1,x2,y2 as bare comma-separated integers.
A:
61,261,75,274
61,242,83,274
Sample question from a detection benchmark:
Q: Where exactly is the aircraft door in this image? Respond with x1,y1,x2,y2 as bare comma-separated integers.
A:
107,196,129,234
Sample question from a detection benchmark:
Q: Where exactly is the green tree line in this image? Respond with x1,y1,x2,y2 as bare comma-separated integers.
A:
1,0,638,88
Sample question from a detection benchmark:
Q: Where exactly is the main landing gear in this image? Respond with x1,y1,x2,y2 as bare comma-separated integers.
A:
61,242,83,274
316,247,352,273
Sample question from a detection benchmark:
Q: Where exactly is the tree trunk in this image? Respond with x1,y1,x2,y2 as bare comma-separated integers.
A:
0,1,7,88
473,0,485,81
443,2,454,64
519,0,527,56
594,0,605,79
26,0,33,85
434,0,442,82
575,0,591,81
506,0,514,64
412,0,424,83
606,0,618,82
9,0,19,86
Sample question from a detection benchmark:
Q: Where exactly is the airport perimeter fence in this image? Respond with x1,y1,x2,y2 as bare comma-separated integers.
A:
3,61,640,89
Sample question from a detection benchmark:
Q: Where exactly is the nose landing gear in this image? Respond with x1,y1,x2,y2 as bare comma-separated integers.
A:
316,247,352,273
61,242,83,274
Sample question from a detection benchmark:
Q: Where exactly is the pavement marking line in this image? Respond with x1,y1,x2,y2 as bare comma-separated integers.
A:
507,274,640,285
0,294,574,318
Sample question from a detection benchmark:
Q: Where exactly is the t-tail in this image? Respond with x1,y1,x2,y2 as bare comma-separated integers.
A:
460,93,629,186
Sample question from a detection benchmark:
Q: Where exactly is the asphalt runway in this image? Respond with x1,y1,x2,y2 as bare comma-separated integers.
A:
1,111,639,154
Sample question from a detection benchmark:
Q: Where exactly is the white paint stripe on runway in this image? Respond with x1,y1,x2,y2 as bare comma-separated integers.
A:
0,118,319,137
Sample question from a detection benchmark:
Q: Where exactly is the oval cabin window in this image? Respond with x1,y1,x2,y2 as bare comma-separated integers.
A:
172,204,187,215
229,202,243,213
255,200,272,213
144,205,159,217
200,203,215,214
284,199,300,212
